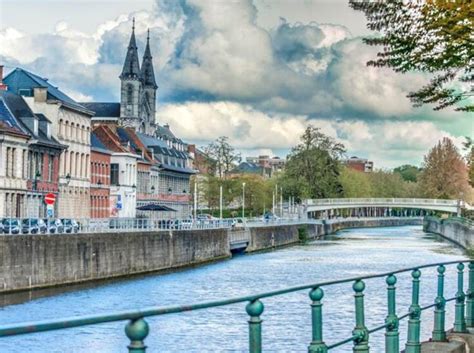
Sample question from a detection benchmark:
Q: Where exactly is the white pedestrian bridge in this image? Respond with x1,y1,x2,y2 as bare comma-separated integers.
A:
305,198,474,214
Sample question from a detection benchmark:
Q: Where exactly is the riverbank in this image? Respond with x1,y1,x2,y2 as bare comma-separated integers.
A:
0,217,422,293
423,216,474,250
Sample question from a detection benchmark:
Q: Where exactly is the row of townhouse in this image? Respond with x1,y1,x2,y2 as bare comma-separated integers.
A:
0,23,195,220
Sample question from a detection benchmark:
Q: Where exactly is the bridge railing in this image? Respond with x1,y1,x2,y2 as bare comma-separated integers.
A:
306,198,459,206
1,260,473,352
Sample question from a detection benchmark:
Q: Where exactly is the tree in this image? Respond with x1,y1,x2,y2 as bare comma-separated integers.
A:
463,137,474,187
350,0,473,112
418,137,470,199
203,136,241,179
340,167,373,197
283,126,345,199
393,164,421,182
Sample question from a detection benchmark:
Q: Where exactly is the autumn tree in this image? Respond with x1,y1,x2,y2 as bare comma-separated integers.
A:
340,167,373,197
418,137,470,199
350,0,474,112
203,136,241,179
283,126,345,199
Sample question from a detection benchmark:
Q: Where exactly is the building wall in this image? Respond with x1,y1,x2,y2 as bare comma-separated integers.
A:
110,153,137,218
23,98,92,218
90,150,111,218
0,134,29,218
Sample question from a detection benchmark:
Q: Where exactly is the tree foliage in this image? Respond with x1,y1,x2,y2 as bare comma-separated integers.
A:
350,0,474,112
418,137,470,199
463,136,474,187
282,126,345,199
203,136,241,179
393,164,421,182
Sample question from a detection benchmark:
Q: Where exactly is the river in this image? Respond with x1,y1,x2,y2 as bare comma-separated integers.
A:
0,225,467,352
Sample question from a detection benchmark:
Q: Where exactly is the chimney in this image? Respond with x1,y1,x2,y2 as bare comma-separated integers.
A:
34,87,48,102
0,66,7,91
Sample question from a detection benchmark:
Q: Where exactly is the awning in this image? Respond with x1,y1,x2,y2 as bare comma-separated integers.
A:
136,203,177,211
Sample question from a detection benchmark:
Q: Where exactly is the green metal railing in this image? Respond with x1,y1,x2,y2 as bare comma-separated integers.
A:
1,260,473,352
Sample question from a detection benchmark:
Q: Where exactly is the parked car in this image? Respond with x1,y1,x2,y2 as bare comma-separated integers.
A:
43,219,64,234
231,218,245,228
2,218,20,234
61,219,79,233
21,218,47,234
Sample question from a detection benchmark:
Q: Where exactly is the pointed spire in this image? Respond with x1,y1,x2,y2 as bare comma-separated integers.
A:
141,28,157,88
120,18,140,79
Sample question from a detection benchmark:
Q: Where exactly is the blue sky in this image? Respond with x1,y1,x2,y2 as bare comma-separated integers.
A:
0,0,472,168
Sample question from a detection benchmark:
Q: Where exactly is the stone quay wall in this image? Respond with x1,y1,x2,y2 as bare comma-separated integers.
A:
0,229,230,293
423,217,474,250
246,217,423,252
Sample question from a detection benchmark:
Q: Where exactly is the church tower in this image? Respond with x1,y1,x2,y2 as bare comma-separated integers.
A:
120,19,143,131
140,29,158,135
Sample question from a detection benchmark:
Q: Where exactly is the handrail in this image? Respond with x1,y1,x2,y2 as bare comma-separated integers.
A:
1,259,472,353
306,198,459,206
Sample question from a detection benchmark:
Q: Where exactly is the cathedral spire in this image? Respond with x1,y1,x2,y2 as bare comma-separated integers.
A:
120,18,140,79
140,28,157,88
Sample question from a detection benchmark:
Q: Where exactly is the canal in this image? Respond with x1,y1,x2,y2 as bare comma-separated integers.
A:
0,225,467,352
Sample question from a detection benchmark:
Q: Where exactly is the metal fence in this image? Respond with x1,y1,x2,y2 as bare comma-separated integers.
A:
0,260,472,353
0,215,426,235
306,198,459,206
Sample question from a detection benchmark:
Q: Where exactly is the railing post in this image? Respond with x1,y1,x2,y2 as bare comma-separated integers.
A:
125,318,149,353
308,287,328,353
432,265,447,341
352,280,369,353
466,262,474,327
385,274,399,353
246,299,264,353
405,269,421,353
453,263,467,333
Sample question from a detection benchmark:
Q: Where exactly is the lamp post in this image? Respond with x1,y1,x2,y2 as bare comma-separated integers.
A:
219,185,223,221
194,181,197,220
32,170,41,218
242,182,246,220
280,186,283,218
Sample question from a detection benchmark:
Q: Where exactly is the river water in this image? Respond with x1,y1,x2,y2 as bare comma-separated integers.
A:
0,225,468,352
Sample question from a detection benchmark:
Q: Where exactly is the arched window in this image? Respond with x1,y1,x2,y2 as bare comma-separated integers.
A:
127,84,133,104
59,119,64,137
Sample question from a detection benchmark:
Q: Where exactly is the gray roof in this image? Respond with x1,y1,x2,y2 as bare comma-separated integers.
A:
120,24,141,79
0,90,64,149
80,102,120,117
140,31,157,88
91,132,112,154
4,68,93,115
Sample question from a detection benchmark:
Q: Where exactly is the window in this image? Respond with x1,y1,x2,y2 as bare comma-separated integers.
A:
48,155,54,181
110,163,119,186
127,84,133,104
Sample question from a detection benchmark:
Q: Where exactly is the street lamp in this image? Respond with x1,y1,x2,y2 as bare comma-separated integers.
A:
242,182,246,220
33,170,41,190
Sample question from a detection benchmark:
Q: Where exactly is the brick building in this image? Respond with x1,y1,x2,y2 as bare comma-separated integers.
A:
345,156,374,172
90,132,111,218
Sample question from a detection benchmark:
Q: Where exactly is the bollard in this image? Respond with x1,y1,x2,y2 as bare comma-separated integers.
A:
125,318,149,353
466,262,474,327
432,265,447,341
405,269,421,353
385,274,399,353
453,263,467,333
246,299,264,353
353,280,369,353
308,287,328,353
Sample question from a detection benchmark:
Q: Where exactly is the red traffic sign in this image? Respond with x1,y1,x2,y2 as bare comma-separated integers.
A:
44,193,56,205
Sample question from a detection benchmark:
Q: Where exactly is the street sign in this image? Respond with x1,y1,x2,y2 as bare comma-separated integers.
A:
46,205,54,218
44,193,56,205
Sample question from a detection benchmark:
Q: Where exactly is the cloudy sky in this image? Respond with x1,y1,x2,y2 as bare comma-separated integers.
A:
1,0,472,168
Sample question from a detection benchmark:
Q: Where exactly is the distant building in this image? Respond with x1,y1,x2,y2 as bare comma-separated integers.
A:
243,155,286,178
345,156,374,172
187,144,214,175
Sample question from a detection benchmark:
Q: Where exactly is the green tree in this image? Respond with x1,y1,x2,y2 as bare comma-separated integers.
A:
203,136,241,179
340,167,372,197
350,0,474,112
393,164,421,182
418,137,470,199
283,126,345,199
